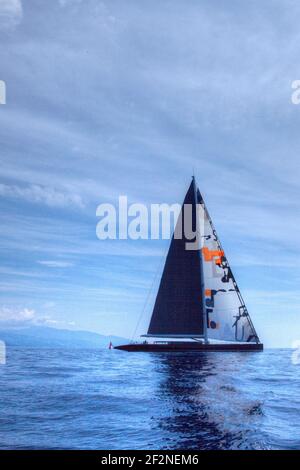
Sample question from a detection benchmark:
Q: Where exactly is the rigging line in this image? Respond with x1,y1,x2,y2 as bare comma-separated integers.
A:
130,243,169,342
209,307,247,312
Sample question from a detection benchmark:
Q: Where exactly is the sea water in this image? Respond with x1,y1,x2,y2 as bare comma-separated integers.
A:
0,348,299,450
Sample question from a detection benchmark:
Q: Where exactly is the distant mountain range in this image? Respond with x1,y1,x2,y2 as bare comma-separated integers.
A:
0,325,128,349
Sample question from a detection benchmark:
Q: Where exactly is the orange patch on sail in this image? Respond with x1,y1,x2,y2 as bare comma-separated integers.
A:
202,247,224,265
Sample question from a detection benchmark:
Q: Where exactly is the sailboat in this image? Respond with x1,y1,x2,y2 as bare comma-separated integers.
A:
115,177,263,352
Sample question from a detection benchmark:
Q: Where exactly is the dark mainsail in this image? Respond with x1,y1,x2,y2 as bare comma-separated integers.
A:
147,178,205,337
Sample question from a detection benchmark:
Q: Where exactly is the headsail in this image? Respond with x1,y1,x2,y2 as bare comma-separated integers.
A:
197,189,260,343
147,179,205,337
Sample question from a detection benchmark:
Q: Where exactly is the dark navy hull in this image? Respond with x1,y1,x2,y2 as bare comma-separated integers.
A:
114,342,263,352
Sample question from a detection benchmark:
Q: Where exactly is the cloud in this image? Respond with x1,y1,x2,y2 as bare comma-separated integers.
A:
0,305,76,328
37,260,74,268
0,306,35,324
0,183,85,209
59,0,82,7
0,0,22,31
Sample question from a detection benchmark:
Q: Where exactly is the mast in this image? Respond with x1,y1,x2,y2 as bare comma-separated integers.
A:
192,176,208,344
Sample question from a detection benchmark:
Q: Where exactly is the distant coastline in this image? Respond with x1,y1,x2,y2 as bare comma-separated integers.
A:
0,325,128,349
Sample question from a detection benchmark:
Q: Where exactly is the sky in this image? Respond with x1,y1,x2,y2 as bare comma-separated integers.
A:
0,0,300,347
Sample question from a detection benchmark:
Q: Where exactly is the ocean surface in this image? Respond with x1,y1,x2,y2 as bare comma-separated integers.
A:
0,348,299,450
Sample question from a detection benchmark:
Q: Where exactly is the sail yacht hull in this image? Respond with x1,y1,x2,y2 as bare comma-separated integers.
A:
114,342,263,352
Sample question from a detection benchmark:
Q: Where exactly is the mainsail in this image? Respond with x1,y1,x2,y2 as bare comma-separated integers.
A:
146,177,260,344
147,179,205,337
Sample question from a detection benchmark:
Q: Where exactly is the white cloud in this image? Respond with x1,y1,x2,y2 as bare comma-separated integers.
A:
0,305,76,328
37,260,74,268
59,0,82,7
0,183,85,209
0,306,35,324
0,0,22,31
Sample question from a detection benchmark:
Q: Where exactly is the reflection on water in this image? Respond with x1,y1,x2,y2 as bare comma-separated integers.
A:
153,353,265,449
0,348,299,449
